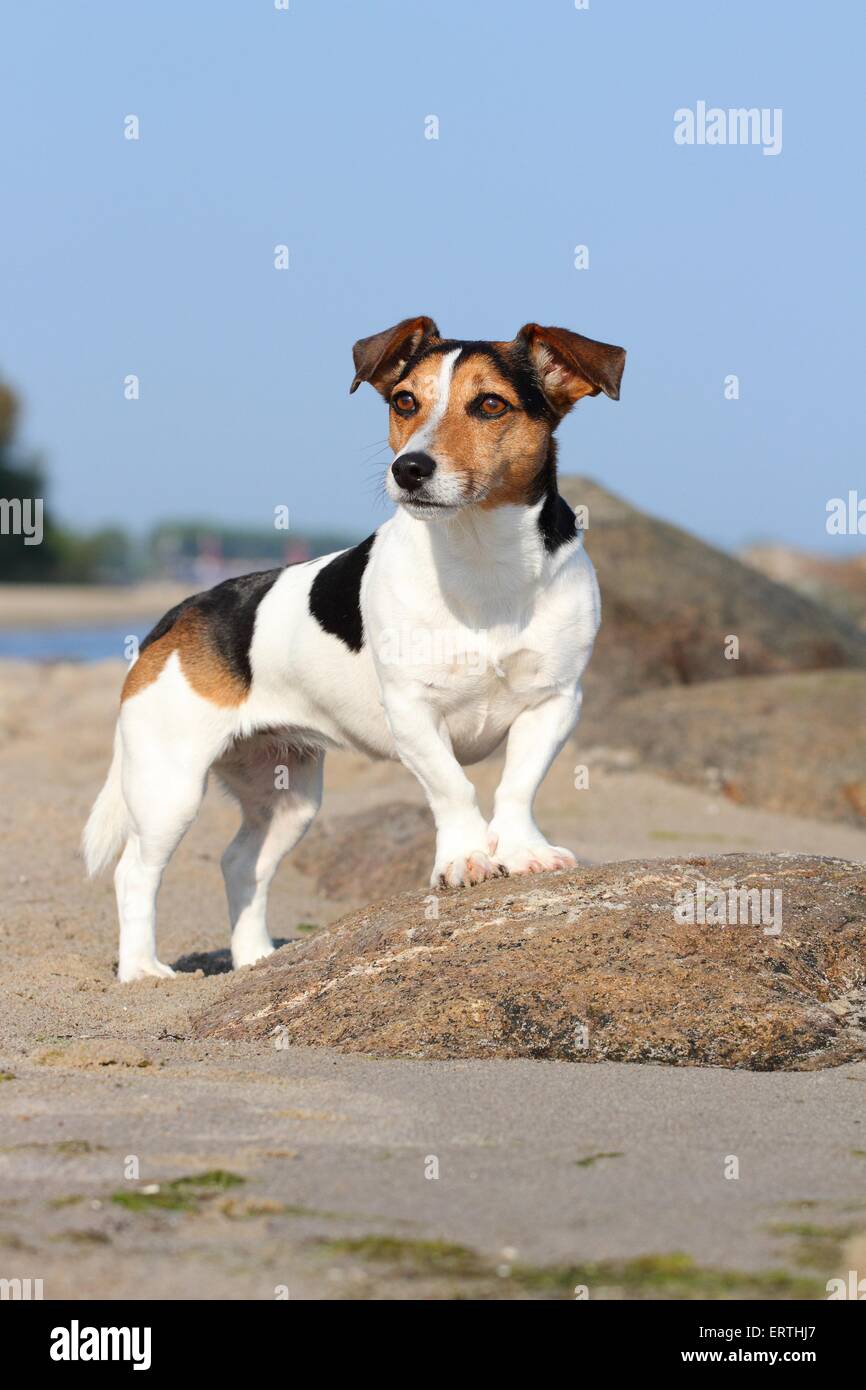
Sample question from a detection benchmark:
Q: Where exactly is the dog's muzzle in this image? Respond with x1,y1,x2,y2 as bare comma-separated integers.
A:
391,452,436,493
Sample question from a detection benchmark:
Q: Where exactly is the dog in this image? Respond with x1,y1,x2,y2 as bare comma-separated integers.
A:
83,316,625,981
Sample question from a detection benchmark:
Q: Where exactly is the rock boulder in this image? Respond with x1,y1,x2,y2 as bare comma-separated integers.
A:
192,854,866,1071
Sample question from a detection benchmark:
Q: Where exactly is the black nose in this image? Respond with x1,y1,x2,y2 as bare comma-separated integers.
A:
392,452,436,492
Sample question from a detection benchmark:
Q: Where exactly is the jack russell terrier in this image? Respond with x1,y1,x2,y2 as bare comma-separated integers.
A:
84,317,625,981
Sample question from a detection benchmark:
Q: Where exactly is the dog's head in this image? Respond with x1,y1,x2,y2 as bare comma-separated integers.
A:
350,316,625,516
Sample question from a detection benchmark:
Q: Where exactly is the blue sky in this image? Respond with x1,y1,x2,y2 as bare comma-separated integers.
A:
1,0,863,551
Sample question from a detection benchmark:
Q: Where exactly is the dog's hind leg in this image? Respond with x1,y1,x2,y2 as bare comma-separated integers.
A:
114,745,213,983
217,747,324,969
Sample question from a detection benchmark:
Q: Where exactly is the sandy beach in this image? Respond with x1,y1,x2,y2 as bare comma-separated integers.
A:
0,583,191,630
1,646,864,1299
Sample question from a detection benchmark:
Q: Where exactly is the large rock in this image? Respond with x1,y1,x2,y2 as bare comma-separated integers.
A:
578,670,866,826
561,477,866,697
293,802,433,901
741,543,866,631
192,854,866,1071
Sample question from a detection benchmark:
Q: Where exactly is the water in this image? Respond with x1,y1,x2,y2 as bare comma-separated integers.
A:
0,623,157,663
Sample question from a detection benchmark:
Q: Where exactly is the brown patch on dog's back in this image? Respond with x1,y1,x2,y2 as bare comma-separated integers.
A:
121,628,175,702
176,609,249,705
121,608,248,707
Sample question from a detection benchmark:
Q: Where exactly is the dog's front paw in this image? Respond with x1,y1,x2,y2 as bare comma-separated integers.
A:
490,839,577,877
432,850,508,890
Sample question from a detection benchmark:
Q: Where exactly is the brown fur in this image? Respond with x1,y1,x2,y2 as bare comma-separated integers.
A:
387,355,451,453
356,317,625,514
388,354,550,509
518,323,625,405
121,608,247,707
350,316,440,396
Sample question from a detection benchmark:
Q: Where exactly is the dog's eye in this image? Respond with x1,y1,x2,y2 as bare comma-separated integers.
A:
476,394,510,418
391,391,417,416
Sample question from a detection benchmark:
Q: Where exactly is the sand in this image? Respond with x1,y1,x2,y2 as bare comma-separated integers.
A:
1,656,865,1300
0,582,191,629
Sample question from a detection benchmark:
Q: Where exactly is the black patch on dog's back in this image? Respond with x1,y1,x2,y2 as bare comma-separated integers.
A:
140,568,282,686
139,596,198,652
309,534,376,652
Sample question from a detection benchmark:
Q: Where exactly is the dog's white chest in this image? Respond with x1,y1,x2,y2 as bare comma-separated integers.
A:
436,636,557,756
426,636,551,701
359,510,599,761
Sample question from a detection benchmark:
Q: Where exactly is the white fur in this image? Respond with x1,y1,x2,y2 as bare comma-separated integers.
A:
386,347,459,498
85,485,600,980
82,723,129,875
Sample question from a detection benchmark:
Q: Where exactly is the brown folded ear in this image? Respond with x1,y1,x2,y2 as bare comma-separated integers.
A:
350,315,440,396
517,323,626,414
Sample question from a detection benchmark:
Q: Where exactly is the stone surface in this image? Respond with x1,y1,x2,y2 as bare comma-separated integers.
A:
560,477,866,697
293,802,433,901
579,670,866,826
741,542,866,632
192,854,866,1071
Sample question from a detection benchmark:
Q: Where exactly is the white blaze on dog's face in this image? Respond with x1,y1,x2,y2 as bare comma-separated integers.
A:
350,315,626,516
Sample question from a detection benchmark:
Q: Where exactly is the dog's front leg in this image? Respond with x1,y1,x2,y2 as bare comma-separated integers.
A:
383,688,504,888
487,686,582,876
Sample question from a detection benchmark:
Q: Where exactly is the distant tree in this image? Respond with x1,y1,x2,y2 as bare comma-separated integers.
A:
148,521,360,576
0,378,132,582
0,380,60,580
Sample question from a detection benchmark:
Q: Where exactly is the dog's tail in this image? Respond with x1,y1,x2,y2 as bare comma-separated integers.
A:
82,723,130,876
